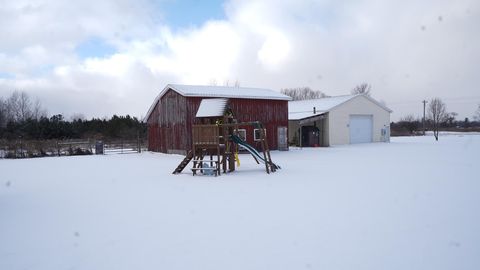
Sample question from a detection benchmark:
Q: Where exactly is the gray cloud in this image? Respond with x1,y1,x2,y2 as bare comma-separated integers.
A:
0,0,479,120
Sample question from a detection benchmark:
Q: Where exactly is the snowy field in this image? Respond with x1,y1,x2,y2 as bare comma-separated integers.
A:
1,134,479,270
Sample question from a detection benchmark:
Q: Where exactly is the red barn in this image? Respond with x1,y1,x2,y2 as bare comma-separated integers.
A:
145,84,291,154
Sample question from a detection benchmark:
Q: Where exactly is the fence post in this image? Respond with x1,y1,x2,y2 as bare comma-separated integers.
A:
20,138,23,158
137,131,141,153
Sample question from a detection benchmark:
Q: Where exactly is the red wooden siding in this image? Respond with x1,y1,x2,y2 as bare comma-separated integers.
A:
147,89,189,153
148,90,288,153
187,97,288,150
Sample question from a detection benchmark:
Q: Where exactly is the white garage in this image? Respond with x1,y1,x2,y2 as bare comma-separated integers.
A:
288,94,392,146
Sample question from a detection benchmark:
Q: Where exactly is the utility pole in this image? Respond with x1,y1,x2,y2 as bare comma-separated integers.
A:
422,100,427,135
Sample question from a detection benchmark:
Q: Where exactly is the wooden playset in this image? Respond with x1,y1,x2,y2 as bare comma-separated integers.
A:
172,100,280,176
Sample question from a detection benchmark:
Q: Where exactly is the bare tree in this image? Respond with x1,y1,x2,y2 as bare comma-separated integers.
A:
0,97,6,128
445,112,458,127
401,115,416,122
6,91,32,122
428,97,448,141
5,91,19,122
474,104,480,121
210,79,241,87
280,87,328,100
222,79,241,87
18,92,33,121
351,83,371,96
32,99,47,120
398,114,421,134
3,91,46,122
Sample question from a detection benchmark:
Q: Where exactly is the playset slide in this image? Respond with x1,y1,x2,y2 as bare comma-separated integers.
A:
230,135,280,169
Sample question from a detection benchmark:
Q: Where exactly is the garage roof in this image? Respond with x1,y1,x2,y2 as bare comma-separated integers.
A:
288,94,392,120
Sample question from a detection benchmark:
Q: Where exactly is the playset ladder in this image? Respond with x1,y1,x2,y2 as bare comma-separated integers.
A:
191,154,220,176
172,150,194,174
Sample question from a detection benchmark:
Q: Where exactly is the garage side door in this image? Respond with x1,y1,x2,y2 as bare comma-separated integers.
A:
349,115,373,144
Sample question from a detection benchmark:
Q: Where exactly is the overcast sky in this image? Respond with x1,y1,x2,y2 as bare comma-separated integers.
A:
0,0,479,121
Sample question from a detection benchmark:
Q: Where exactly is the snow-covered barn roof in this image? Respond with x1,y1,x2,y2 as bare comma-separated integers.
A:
195,98,228,118
145,84,291,121
167,84,291,100
288,94,392,120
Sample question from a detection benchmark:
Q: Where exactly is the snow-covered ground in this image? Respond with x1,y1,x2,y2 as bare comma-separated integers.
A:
1,135,479,270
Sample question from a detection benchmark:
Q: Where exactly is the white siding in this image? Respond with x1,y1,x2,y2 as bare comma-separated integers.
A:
328,95,390,145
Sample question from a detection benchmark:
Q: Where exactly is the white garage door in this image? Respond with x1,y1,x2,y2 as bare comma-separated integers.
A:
349,115,373,144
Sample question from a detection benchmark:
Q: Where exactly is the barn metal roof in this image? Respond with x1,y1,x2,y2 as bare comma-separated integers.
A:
195,98,228,118
168,84,291,100
145,84,291,121
288,94,392,120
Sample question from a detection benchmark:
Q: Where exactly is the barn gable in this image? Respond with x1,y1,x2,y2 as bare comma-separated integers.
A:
147,84,290,154
145,84,291,122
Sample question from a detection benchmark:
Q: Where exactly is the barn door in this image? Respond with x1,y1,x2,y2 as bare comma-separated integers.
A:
277,126,288,151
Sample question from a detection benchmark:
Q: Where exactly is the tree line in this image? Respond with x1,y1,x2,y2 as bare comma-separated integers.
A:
0,91,146,141
391,98,480,139
3,87,479,142
280,87,328,100
281,83,372,101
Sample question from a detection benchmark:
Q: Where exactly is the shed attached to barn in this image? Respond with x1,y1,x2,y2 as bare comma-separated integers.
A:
288,94,392,147
145,84,291,154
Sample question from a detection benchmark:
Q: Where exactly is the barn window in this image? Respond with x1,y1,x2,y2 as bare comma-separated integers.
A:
254,129,267,141
237,129,247,141
237,129,247,150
